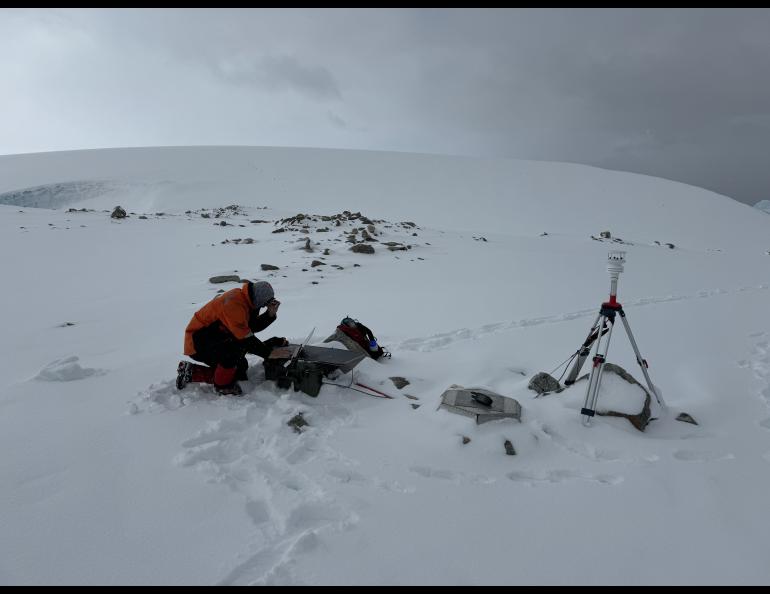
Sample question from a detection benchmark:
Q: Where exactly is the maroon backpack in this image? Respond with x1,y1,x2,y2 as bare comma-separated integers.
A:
338,317,389,360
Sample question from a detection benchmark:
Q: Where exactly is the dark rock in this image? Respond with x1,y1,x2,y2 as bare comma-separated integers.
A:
350,243,375,254
287,412,309,433
528,372,563,395
600,230,611,239
201,213,211,218
219,220,227,227
389,376,410,389
311,260,325,267
261,264,280,271
404,394,419,400
138,215,148,219
323,248,331,255
676,412,698,425
411,403,421,410
462,436,471,445
302,238,314,252
504,440,516,455
209,275,241,284
110,206,127,219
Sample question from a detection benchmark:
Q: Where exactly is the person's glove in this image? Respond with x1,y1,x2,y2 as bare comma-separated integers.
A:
264,336,289,348
266,299,281,318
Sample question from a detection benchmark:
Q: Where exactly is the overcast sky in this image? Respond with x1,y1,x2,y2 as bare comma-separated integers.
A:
1,8,768,205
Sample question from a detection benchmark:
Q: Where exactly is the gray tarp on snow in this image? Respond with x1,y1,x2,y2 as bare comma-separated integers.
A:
439,385,522,424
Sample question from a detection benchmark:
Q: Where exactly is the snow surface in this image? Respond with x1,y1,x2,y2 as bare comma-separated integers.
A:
1,146,770,585
755,200,770,215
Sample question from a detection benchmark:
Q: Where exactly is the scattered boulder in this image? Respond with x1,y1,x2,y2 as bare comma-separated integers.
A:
311,260,325,267
110,206,127,219
595,363,653,432
389,376,410,389
261,264,280,271
676,412,698,425
350,243,375,254
528,372,563,395
209,275,241,284
302,238,314,252
287,412,309,433
600,230,611,239
504,440,516,455
462,436,471,445
138,215,148,220
411,403,421,410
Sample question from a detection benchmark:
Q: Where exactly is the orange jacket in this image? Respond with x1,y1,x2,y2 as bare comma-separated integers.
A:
184,283,255,356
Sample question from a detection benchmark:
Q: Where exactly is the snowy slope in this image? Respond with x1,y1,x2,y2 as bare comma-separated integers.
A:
1,147,770,585
756,199,770,215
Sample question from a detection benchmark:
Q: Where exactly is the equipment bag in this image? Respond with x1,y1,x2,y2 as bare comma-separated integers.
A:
337,316,389,360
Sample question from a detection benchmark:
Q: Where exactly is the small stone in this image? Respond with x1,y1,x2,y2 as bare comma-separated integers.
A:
504,440,516,455
600,230,611,239
311,260,325,267
110,206,127,219
528,372,562,395
389,376,410,389
350,243,375,254
462,436,471,445
209,275,241,284
287,412,309,433
676,412,698,425
261,264,280,271
411,403,421,410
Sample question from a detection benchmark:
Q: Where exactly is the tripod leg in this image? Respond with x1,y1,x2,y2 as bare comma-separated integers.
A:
564,313,603,386
582,314,615,426
618,310,666,409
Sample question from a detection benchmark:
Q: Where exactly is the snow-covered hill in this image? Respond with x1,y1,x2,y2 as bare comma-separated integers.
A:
1,147,769,585
755,199,770,215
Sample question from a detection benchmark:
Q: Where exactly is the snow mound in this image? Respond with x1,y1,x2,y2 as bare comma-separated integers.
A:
34,356,106,382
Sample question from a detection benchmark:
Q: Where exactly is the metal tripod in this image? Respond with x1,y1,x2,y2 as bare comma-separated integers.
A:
563,251,666,426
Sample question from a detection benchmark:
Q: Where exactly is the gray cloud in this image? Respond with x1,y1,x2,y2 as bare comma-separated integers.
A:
213,54,341,100
1,8,769,205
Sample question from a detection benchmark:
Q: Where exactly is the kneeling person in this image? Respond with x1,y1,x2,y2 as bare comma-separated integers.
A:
176,280,290,396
